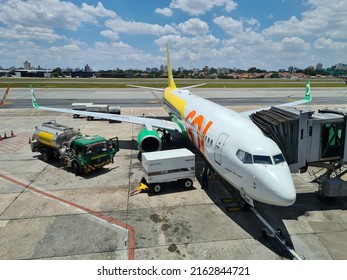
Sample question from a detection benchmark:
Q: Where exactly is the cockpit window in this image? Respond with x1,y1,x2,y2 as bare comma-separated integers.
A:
236,149,253,164
244,152,252,164
253,155,272,165
273,154,285,164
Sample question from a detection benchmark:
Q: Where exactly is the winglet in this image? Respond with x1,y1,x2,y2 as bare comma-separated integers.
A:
0,85,10,106
30,85,40,109
304,81,311,102
166,43,177,89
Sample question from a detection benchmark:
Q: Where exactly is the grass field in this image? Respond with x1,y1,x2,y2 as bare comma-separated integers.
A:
0,77,346,88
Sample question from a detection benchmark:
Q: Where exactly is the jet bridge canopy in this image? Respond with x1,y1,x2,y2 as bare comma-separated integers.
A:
250,106,347,174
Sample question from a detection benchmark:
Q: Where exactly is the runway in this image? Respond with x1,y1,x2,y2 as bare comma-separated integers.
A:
3,87,347,108
1,87,347,260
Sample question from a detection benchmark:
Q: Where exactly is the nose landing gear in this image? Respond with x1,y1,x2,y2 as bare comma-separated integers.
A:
249,207,303,260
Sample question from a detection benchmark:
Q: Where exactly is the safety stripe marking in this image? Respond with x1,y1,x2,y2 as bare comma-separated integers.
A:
0,173,135,260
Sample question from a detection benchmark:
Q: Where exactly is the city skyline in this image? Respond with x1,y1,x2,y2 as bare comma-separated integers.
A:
1,1,347,71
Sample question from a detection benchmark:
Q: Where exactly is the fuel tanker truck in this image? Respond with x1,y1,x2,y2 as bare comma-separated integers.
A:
30,120,119,175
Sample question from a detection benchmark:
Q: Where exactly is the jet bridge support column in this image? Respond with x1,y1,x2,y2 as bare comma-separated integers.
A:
250,207,303,260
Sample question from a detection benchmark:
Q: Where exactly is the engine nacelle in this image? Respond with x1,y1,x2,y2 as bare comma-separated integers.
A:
137,128,162,152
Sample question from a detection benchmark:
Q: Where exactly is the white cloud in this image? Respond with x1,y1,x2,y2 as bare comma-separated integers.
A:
0,0,116,31
177,18,209,35
0,24,64,42
155,8,173,17
263,0,347,39
280,37,310,52
50,44,81,52
100,30,120,41
213,16,244,36
154,35,222,67
170,0,238,16
105,18,177,35
314,37,347,50
81,2,117,18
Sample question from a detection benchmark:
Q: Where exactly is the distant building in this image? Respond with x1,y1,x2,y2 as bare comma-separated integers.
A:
160,64,168,73
23,60,31,70
217,67,230,74
316,63,323,71
84,64,91,72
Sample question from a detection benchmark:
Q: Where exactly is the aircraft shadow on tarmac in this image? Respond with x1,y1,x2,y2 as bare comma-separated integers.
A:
91,129,347,259
163,132,347,259
198,165,347,259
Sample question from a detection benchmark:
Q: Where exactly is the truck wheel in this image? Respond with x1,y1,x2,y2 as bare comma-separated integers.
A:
73,114,79,119
42,149,51,163
87,116,93,121
184,179,193,189
73,162,81,176
152,184,161,193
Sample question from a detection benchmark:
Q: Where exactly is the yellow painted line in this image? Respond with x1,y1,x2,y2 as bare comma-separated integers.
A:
221,198,239,203
226,207,243,212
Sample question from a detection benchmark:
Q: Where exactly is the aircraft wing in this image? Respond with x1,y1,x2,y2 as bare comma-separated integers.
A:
30,87,182,133
240,81,312,117
127,84,165,92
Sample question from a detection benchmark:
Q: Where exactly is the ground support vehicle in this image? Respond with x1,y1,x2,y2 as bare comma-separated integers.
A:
140,148,195,193
72,103,93,118
30,121,119,175
72,103,121,123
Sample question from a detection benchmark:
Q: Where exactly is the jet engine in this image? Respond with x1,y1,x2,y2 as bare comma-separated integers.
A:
137,128,162,152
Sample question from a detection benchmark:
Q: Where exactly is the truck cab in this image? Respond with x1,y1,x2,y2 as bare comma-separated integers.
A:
70,136,119,174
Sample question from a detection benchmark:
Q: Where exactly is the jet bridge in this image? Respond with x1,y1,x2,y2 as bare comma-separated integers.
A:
250,106,347,197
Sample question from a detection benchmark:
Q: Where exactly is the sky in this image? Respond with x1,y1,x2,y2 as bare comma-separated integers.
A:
0,0,347,71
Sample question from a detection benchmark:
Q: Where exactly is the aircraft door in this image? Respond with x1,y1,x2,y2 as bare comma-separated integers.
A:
214,133,228,165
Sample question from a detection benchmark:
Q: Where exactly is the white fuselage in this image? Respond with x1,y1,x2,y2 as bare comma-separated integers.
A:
165,88,296,206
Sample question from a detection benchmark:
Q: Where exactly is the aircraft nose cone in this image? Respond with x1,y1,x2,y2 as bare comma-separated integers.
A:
261,170,296,206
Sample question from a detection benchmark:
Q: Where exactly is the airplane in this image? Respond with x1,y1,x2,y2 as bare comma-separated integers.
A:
30,44,312,208
0,85,10,106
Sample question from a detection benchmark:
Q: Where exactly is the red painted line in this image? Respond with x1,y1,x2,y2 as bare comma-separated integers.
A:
0,173,135,260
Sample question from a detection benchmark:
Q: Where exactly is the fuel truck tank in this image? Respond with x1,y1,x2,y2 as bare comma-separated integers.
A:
31,120,81,150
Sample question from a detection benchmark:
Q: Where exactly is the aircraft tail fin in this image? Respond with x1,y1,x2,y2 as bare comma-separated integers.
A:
304,81,311,102
0,85,10,106
166,43,177,89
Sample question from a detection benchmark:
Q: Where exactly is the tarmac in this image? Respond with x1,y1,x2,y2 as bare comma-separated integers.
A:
1,95,347,260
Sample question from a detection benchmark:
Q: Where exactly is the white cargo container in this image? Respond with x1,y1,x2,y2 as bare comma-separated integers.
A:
141,148,195,193
86,104,109,121
71,103,121,122
72,103,93,118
